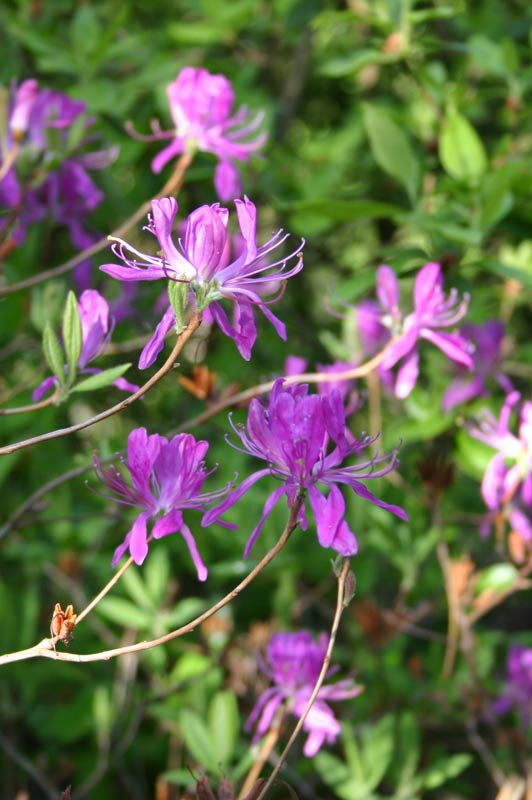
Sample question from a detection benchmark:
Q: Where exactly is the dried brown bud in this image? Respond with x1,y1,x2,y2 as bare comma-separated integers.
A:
50,603,77,643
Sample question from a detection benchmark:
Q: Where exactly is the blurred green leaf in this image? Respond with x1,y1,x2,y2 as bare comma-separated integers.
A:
208,690,239,767
42,322,65,384
62,290,82,385
439,108,487,180
70,363,132,393
362,103,420,203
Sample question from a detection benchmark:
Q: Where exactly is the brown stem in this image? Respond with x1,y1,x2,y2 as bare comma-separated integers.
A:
75,555,134,625
0,390,59,415
254,559,351,800
238,721,283,800
0,153,193,295
179,342,393,432
0,312,202,456
0,500,301,666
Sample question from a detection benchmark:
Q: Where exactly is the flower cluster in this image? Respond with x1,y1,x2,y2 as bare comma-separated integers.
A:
93,427,233,579
247,630,362,756
132,66,267,201
470,391,532,541
100,196,304,366
203,380,407,558
0,80,116,255
32,290,138,401
494,645,532,727
356,263,472,398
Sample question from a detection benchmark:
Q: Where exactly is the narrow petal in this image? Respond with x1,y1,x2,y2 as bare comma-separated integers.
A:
395,349,419,399
138,305,176,370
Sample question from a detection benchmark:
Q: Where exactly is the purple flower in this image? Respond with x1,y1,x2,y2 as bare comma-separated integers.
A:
494,645,532,728
355,263,473,398
92,427,233,578
247,631,362,757
100,196,304,367
442,321,513,411
0,81,116,254
131,67,266,201
32,290,139,401
202,380,407,558
470,392,532,540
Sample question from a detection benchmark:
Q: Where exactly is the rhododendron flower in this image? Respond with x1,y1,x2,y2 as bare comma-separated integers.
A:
92,428,233,579
442,321,512,411
32,290,138,401
470,392,532,541
494,645,532,727
130,66,266,201
247,631,362,756
100,196,304,367
0,80,116,253
355,263,472,398
202,380,407,557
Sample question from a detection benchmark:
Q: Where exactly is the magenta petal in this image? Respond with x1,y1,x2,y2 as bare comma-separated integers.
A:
442,376,484,412
151,509,184,539
481,453,506,509
179,522,208,581
138,305,176,369
151,138,186,173
376,265,399,312
214,159,241,201
32,375,58,402
413,262,441,311
421,329,473,368
100,263,166,281
308,485,358,555
394,349,419,398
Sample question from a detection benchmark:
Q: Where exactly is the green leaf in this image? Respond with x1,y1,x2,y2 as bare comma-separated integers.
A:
97,597,154,629
208,690,239,767
361,103,419,203
168,279,189,333
475,563,519,594
421,753,473,789
62,291,82,385
42,323,65,384
179,709,219,771
439,109,487,180
70,363,132,393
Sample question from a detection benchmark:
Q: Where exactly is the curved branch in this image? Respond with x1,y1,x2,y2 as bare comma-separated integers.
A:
254,559,351,800
0,152,193,296
0,312,202,456
0,500,301,666
0,390,59,416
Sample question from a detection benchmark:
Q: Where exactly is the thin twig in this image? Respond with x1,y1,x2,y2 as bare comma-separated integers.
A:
238,718,284,800
254,559,351,800
178,343,393,432
0,390,59,415
0,153,193,295
75,555,134,625
0,312,202,456
0,501,301,666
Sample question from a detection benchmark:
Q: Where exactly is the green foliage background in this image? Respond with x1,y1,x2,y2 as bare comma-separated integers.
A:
1,0,532,797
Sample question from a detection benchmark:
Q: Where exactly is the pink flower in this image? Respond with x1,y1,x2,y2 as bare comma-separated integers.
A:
92,427,233,578
100,197,304,367
355,263,472,398
203,380,406,558
133,67,267,201
247,631,362,757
